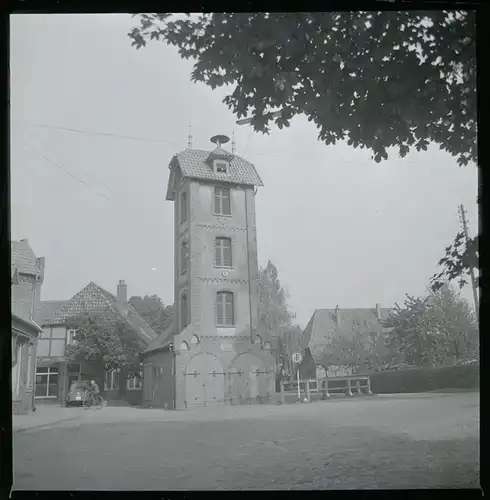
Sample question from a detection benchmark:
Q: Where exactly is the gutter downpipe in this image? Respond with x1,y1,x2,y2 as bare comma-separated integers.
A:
172,344,176,410
245,186,254,343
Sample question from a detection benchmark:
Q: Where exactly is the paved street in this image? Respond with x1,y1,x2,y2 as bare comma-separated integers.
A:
13,393,479,490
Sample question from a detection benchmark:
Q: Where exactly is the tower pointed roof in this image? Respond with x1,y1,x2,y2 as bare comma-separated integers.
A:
166,148,263,200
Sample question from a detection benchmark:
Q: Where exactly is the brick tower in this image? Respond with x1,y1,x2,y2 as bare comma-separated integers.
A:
164,135,275,408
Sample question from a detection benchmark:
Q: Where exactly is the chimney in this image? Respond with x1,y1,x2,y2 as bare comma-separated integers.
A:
117,280,128,316
335,305,340,328
376,303,381,320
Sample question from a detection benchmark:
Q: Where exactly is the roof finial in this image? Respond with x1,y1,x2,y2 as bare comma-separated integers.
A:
187,121,193,149
231,129,236,154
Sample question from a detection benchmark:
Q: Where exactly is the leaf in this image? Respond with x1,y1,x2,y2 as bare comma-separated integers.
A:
128,12,476,166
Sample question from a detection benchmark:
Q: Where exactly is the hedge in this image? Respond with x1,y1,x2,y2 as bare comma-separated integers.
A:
369,363,479,394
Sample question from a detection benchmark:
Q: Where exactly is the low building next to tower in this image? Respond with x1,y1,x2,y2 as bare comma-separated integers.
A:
141,135,276,409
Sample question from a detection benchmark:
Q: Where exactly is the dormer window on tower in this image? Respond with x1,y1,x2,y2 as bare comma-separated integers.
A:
214,160,229,174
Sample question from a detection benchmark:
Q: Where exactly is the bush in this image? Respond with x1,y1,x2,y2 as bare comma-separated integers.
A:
370,363,479,394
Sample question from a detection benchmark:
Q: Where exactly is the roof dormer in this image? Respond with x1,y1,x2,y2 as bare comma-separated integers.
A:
205,135,234,175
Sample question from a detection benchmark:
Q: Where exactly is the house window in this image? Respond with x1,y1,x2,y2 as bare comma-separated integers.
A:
214,187,231,215
180,341,189,351
180,191,187,223
67,329,78,345
215,160,228,174
215,237,232,267
262,341,271,350
254,335,262,345
105,370,119,391
180,240,188,274
190,335,200,345
127,377,141,390
35,366,58,397
216,291,234,326
181,293,189,329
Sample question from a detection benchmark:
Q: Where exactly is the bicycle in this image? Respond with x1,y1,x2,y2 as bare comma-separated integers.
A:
83,392,105,410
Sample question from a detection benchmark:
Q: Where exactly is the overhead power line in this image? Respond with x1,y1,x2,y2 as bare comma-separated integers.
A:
16,137,114,204
14,137,140,237
11,119,181,146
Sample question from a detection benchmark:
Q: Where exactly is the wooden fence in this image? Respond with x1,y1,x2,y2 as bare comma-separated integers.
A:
279,375,373,404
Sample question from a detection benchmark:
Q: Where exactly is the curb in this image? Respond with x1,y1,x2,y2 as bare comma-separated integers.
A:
13,416,81,434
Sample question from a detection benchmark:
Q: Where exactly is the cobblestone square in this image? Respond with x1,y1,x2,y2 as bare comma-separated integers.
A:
13,392,479,490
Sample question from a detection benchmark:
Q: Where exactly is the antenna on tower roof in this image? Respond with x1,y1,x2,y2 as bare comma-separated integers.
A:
231,130,236,154
187,121,193,149
210,135,230,148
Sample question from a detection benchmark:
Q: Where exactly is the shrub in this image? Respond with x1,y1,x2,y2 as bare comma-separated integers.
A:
370,363,479,394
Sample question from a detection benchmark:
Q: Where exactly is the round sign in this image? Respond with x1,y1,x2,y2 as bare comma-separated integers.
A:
292,352,303,364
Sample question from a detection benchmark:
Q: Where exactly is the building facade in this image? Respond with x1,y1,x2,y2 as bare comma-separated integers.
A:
301,304,391,377
37,280,157,405
11,240,44,414
141,138,276,409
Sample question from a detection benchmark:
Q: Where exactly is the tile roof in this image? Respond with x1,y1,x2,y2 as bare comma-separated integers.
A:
170,148,263,188
45,282,157,345
304,307,391,364
39,301,69,326
11,240,40,276
142,325,175,355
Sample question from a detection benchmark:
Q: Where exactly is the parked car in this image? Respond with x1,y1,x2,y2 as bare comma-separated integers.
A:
66,381,90,407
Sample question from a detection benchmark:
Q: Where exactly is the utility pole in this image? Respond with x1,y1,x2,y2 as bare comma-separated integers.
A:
459,204,479,321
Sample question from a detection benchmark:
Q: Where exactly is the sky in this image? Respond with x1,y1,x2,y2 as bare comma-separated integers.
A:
10,14,478,328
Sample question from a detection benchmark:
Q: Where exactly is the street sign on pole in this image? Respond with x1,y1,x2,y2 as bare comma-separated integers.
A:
292,352,303,400
292,352,303,364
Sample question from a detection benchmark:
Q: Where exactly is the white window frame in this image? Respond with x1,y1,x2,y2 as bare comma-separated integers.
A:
214,187,231,216
216,291,235,327
214,160,229,174
35,366,59,398
127,376,141,390
215,237,232,268
67,328,78,345
105,370,119,391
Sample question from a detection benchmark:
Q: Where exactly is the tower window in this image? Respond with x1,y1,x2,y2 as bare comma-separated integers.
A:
214,187,231,215
215,237,232,267
180,191,187,223
180,240,188,274
215,160,228,174
181,293,189,329
216,291,234,326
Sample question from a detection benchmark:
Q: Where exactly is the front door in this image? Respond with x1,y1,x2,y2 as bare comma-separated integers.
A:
185,354,225,407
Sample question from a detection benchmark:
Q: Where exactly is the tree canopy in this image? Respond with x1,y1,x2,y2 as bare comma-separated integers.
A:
129,11,476,166
129,11,478,297
320,311,391,374
65,312,143,389
430,231,478,292
129,294,174,335
383,284,478,368
257,260,303,378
